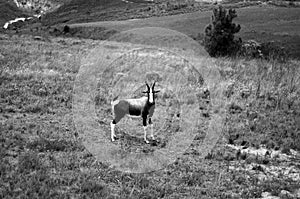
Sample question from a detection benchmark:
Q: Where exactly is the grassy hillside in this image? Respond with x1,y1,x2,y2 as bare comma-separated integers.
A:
41,0,266,26
0,0,29,27
42,0,153,25
3,1,299,58
1,1,299,198
69,5,300,58
0,33,299,198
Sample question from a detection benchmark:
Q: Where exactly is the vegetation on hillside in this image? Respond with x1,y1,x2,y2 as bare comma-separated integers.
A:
0,34,299,198
0,1,299,198
2,1,299,59
203,6,292,62
203,6,242,57
0,0,29,27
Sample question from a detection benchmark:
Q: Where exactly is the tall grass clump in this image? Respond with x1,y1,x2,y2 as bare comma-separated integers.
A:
260,41,290,63
219,57,300,152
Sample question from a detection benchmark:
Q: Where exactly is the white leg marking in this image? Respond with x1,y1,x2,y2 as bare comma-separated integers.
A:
150,124,155,140
111,122,116,141
143,126,149,144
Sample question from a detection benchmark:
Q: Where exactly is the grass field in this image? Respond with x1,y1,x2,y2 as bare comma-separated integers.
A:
42,0,153,25
1,1,300,198
0,0,29,27
2,2,300,58
69,4,300,58
1,31,300,198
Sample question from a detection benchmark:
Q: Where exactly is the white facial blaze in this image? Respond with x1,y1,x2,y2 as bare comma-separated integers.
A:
149,87,154,103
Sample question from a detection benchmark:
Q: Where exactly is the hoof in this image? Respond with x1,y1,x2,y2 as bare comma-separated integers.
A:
150,140,159,146
111,135,117,142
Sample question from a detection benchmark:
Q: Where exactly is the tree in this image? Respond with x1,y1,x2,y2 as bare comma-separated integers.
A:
203,6,242,57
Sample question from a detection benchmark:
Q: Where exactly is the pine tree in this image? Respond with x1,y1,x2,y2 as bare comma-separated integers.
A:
203,6,242,57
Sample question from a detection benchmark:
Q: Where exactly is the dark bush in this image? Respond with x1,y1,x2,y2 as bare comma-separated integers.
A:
237,40,290,61
63,25,70,33
203,6,242,57
260,41,290,62
239,40,263,59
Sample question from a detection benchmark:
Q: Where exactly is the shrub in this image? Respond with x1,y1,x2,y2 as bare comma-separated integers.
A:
260,41,290,62
239,40,263,59
203,6,242,57
238,40,290,61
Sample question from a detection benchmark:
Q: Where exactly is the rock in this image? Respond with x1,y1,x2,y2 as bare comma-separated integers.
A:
260,192,280,199
257,173,268,181
279,190,295,199
265,196,280,199
261,192,272,197
13,0,61,15
223,152,235,161
197,87,210,99
295,189,300,198
240,88,251,98
240,152,247,160
228,103,243,114
252,165,264,172
33,36,45,41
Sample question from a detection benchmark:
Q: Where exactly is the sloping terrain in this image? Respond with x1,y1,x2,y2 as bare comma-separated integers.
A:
4,1,300,58
0,0,155,28
12,0,69,14
1,33,299,198
40,0,270,26
42,0,154,25
69,5,300,58
0,0,68,28
0,0,29,27
1,1,300,198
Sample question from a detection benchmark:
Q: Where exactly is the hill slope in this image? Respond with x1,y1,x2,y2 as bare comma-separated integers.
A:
42,0,153,25
1,33,299,199
0,0,29,27
69,5,300,58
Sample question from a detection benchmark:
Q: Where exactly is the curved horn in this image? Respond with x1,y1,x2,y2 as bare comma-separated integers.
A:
152,81,156,89
145,81,150,89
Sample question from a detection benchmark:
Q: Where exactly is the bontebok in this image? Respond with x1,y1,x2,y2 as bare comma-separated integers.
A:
110,82,160,143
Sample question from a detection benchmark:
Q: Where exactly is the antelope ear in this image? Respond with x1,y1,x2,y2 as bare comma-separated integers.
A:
142,91,148,93
154,90,160,93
